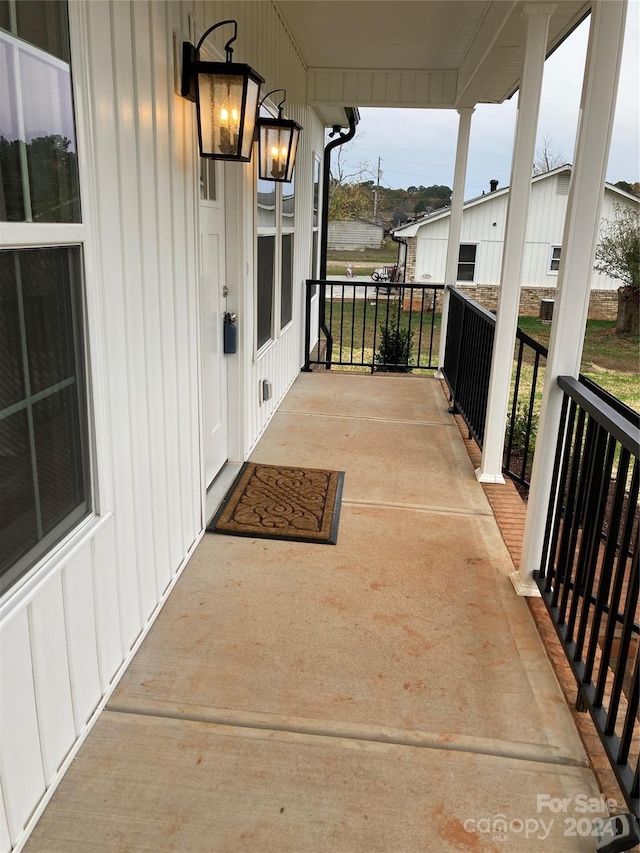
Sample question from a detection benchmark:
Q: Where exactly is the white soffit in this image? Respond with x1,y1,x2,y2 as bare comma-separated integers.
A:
275,0,591,108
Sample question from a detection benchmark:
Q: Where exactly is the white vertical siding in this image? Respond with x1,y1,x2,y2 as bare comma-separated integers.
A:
0,612,45,846
28,575,76,785
0,784,11,853
0,1,206,847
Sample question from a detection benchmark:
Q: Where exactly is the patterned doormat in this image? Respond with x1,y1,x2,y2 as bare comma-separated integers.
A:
208,463,345,545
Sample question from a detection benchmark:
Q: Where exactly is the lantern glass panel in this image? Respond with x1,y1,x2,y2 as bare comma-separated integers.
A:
196,70,260,160
261,124,292,181
286,127,300,182
241,77,260,159
198,71,244,157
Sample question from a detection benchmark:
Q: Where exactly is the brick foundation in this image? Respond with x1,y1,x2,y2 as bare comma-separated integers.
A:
402,283,618,321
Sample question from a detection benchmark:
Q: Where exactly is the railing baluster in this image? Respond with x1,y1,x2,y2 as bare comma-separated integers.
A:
540,394,573,591
583,446,631,686
604,536,638,736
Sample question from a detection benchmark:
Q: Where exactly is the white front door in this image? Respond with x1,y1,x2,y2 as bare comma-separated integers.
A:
200,158,228,487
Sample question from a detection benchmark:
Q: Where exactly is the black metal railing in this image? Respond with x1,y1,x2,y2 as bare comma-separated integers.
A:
443,288,639,492
538,376,639,815
442,286,495,447
303,280,443,373
504,329,547,489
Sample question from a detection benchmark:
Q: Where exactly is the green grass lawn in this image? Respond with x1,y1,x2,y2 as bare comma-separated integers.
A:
517,316,639,412
322,296,441,370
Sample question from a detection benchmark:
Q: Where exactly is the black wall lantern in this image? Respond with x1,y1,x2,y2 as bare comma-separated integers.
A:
257,90,302,183
181,20,264,161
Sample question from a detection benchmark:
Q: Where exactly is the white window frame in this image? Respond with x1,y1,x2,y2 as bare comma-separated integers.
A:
548,245,562,274
0,0,110,610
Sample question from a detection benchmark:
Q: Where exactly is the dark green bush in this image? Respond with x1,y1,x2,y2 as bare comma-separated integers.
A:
374,304,414,372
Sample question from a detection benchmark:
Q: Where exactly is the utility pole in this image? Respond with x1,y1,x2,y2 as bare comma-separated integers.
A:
373,156,381,224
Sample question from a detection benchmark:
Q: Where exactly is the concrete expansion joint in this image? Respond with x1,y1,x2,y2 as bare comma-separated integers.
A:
105,703,588,770
277,410,457,428
342,498,493,518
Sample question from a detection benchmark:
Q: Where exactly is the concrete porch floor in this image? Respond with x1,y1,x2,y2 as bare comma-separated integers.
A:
25,373,607,852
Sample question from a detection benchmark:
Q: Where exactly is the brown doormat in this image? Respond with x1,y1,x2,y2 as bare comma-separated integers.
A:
208,463,345,545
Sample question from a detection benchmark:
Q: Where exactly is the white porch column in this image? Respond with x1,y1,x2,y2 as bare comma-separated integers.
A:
513,0,628,596
435,107,474,379
476,4,555,484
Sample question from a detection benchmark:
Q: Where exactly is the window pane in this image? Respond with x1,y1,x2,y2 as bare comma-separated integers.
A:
257,177,276,229
0,252,25,408
33,385,84,535
0,410,38,575
458,244,476,263
0,38,25,221
199,158,216,201
0,246,90,593
313,157,320,228
311,230,318,279
281,234,293,329
0,1,10,31
457,264,475,282
282,171,294,229
21,247,77,393
257,236,274,349
20,46,80,222
15,1,70,62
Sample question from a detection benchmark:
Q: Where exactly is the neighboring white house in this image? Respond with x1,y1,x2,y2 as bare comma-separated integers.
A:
327,220,384,251
392,166,639,314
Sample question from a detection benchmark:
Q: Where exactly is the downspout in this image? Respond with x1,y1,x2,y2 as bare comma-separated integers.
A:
390,232,407,283
319,107,359,279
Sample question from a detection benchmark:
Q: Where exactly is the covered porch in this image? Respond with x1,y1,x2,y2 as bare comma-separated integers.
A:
23,372,604,851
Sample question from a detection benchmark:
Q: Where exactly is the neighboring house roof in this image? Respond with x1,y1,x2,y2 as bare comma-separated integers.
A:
391,165,639,238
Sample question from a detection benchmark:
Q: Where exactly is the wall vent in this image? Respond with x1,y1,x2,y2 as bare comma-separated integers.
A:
556,173,570,195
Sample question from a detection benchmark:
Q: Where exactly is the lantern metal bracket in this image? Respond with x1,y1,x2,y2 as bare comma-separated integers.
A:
258,89,288,119
181,19,239,102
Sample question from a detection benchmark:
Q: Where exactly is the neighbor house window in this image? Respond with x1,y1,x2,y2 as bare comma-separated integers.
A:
457,244,477,282
255,104,297,349
0,0,81,222
0,247,91,594
549,245,562,273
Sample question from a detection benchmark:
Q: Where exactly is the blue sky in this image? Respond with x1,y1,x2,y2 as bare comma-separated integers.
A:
337,3,639,197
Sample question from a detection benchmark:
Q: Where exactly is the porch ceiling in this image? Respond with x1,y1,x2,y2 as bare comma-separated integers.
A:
276,0,590,112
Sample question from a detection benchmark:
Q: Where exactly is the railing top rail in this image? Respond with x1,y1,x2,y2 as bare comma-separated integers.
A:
558,375,640,456
448,286,496,326
516,327,549,357
304,279,445,290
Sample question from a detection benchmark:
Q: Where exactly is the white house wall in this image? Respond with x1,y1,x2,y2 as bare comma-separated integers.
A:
0,2,324,850
412,176,636,289
193,2,325,447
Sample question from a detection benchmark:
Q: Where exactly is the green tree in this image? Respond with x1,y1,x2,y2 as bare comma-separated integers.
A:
614,180,634,195
328,180,373,220
594,203,640,335
327,146,374,220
